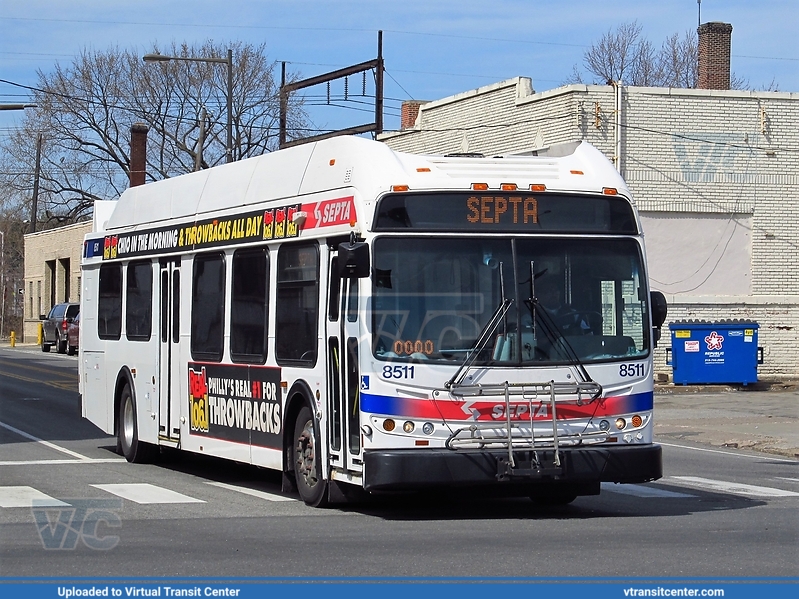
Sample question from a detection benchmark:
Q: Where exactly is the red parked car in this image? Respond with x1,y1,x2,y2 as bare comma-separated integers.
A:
66,311,80,356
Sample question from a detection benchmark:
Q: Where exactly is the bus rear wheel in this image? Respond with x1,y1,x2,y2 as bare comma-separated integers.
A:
293,406,328,507
117,384,155,463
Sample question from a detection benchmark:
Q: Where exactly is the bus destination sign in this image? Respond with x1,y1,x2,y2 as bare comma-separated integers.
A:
374,192,637,234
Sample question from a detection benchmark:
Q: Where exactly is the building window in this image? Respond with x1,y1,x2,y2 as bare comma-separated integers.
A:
126,261,152,341
230,248,269,364
276,243,319,366
98,264,122,340
191,252,225,362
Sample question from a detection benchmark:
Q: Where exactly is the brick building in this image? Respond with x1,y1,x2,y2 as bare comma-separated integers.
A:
22,221,91,341
379,24,798,378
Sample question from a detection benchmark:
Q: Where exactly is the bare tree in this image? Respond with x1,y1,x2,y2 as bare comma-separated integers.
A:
570,22,753,90
0,41,310,226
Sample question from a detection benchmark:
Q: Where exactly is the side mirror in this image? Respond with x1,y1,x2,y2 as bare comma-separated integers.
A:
338,241,370,279
650,291,667,328
650,290,667,348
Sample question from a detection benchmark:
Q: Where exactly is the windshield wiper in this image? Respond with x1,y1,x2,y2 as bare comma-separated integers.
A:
445,297,513,389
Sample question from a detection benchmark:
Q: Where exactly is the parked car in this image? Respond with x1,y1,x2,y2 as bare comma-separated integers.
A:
42,302,79,353
66,311,80,355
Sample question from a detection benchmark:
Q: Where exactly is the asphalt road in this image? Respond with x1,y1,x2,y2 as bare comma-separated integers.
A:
1,346,797,578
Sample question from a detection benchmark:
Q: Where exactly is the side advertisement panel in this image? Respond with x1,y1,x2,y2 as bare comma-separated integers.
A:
187,362,282,449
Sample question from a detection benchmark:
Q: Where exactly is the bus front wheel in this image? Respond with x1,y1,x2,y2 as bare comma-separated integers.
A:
293,406,328,507
117,384,155,463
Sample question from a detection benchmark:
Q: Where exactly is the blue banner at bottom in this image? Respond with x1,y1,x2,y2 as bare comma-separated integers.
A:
0,580,797,599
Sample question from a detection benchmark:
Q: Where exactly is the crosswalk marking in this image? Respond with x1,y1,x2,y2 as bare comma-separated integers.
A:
0,486,70,508
669,476,799,498
91,483,205,504
205,481,295,502
601,482,696,498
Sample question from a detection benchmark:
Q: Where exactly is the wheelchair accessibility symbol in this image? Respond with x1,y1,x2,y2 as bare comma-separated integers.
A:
360,376,370,391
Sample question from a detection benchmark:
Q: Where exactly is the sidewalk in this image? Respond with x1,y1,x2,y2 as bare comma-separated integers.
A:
655,379,799,459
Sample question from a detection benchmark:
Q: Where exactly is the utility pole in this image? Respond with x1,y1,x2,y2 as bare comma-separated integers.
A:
29,132,42,234
195,106,207,172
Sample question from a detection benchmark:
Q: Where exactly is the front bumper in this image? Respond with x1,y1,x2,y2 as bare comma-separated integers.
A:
363,444,662,492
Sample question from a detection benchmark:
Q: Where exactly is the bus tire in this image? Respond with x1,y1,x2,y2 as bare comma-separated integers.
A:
117,384,155,463
292,406,328,507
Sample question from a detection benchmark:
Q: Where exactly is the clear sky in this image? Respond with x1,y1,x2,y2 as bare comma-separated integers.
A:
1,0,797,138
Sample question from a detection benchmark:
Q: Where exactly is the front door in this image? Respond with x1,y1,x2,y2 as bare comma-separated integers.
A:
158,258,181,442
325,251,362,474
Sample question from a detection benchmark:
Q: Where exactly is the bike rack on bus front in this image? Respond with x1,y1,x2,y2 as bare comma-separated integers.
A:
441,380,603,479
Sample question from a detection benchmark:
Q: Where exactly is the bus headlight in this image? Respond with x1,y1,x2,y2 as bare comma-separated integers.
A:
599,420,610,431
403,421,415,433
422,422,435,435
615,418,626,430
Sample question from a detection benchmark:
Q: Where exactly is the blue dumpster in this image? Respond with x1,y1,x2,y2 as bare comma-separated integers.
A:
667,320,763,385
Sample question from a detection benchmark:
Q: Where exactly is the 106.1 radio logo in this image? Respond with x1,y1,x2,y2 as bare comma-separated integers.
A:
188,366,209,433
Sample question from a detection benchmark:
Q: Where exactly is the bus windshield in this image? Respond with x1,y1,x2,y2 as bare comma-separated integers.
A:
372,236,650,365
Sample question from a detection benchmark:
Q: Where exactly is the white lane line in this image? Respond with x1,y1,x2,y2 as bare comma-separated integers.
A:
91,483,205,504
669,476,799,498
205,481,295,502
776,477,799,483
658,441,798,463
0,486,70,508
0,459,125,466
601,482,695,498
0,420,92,461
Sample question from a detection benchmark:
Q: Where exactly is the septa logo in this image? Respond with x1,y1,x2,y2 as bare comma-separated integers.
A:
188,366,209,433
704,331,724,350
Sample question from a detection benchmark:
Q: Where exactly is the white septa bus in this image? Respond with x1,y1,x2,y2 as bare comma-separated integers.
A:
80,137,667,507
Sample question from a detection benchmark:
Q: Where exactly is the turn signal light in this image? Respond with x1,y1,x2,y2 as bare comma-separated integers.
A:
631,414,643,428
383,419,396,432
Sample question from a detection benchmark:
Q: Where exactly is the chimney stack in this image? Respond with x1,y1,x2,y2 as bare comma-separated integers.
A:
697,22,733,90
129,122,149,187
400,100,427,130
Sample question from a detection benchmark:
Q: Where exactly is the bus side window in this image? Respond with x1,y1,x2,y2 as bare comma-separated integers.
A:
126,260,153,341
230,248,269,364
191,252,226,362
98,264,122,340
276,242,319,366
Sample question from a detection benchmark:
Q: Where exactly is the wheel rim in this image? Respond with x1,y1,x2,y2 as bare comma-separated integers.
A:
122,397,135,451
295,418,318,488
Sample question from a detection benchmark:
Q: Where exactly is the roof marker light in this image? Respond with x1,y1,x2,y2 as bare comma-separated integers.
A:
391,185,410,192
471,183,489,191
570,170,584,175
416,167,431,172
530,184,546,192
329,159,336,166
603,187,618,195
500,183,517,191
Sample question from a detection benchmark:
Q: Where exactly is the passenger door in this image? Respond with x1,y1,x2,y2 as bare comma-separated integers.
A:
158,258,181,443
325,251,363,475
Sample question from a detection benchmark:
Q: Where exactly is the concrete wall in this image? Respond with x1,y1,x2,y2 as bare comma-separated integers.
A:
380,80,799,378
23,222,91,342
